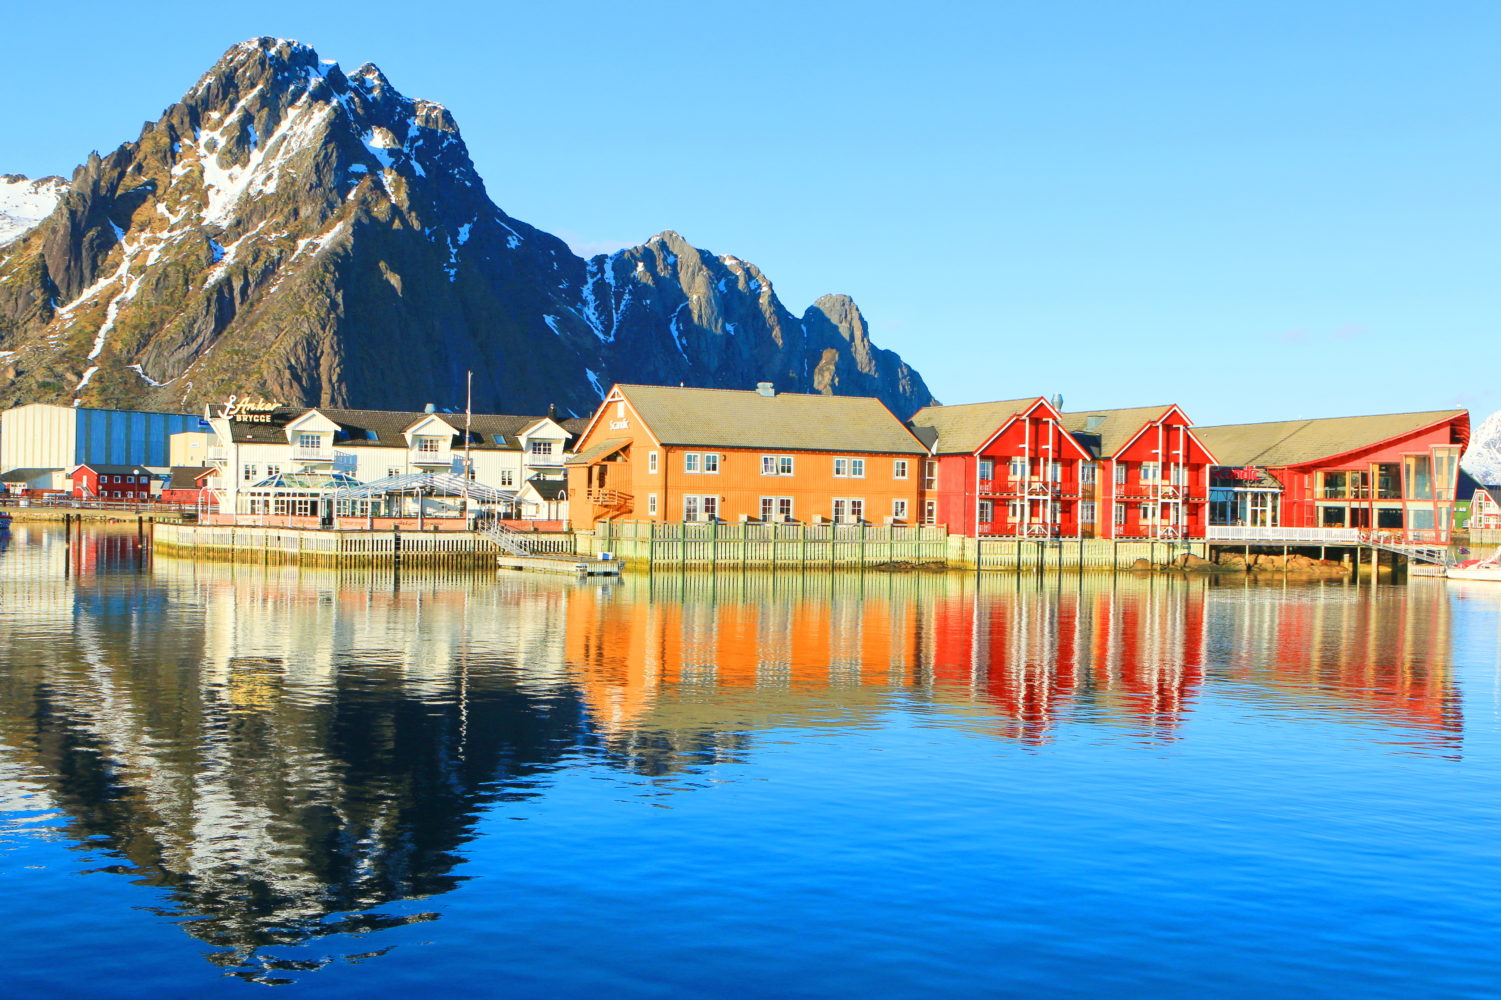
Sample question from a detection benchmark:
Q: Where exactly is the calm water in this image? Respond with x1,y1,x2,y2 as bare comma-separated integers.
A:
1,524,1499,998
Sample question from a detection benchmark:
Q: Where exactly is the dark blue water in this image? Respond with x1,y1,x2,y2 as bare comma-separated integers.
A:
1,523,1498,997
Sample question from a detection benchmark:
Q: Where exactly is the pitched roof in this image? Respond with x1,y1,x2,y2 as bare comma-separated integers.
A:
908,398,1040,454
566,438,630,466
166,466,213,490
1194,409,1468,468
616,385,926,454
1060,405,1176,458
224,407,582,450
522,477,568,501
0,468,61,482
72,464,152,476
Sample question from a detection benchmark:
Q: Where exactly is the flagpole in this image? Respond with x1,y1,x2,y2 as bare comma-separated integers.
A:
464,370,474,518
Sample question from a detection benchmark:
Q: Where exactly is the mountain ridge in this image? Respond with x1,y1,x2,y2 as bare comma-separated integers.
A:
0,38,936,418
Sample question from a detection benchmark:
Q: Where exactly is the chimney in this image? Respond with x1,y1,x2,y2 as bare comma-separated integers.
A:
548,402,558,419
424,403,436,413
756,382,775,397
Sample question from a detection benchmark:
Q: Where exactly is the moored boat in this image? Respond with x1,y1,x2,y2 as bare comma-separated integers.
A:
1447,548,1501,582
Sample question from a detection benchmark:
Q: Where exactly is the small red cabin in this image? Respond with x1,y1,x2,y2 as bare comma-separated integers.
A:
70,464,154,501
160,466,217,506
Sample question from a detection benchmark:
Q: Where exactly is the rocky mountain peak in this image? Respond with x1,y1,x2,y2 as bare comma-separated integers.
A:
1463,409,1501,486
0,40,936,418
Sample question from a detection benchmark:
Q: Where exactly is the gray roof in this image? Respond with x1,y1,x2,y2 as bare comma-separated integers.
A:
617,385,926,454
166,466,213,490
908,398,1042,454
523,477,568,501
0,467,61,482
72,464,153,476
1060,405,1178,459
1195,409,1468,468
225,407,579,451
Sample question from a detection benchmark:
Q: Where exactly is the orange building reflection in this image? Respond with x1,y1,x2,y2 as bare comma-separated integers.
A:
563,573,1459,752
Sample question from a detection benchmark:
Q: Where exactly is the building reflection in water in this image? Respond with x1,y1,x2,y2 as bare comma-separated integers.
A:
0,527,1463,981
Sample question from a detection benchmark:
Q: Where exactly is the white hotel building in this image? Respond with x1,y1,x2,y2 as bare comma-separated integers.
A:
193,404,584,519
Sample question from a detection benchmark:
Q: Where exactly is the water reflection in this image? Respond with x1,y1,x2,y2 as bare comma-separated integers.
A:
0,526,1467,984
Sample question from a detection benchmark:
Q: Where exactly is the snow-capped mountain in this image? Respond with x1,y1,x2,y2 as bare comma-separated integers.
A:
0,175,68,247
0,38,933,417
1462,409,1501,485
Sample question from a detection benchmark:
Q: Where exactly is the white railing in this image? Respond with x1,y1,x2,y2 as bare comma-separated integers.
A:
207,448,228,463
292,447,333,462
1207,526,1361,543
410,450,452,466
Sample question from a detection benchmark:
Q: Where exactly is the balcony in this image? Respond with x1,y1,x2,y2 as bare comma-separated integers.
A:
409,449,453,467
292,447,334,463
1207,526,1361,543
206,448,228,464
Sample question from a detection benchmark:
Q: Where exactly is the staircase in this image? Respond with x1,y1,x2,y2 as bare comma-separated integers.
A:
588,488,633,520
475,521,534,557
1361,533,1451,566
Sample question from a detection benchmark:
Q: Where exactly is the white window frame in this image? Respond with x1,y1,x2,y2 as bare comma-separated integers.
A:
1050,461,1061,482
893,459,909,480
892,498,908,521
979,459,995,480
761,455,795,476
833,457,865,478
1114,503,1126,525
297,432,321,450
1080,462,1097,484
978,500,994,523
1008,457,1025,478
1008,500,1024,521
1114,463,1127,485
923,461,937,490
530,440,555,456
923,499,937,525
832,497,865,523
703,453,720,474
1080,501,1097,523
1140,502,1156,522
417,436,443,453
649,451,658,474
499,469,515,487
1141,462,1160,483
648,493,658,516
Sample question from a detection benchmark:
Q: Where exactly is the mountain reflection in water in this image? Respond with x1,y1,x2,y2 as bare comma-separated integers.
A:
0,525,1468,988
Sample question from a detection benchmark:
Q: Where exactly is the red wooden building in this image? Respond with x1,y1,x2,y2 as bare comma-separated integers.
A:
69,464,154,501
1197,409,1471,544
910,400,1216,539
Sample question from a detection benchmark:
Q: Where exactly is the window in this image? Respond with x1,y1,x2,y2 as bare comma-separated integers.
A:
760,496,794,521
979,459,995,480
418,437,443,453
1050,461,1061,482
297,433,320,450
1140,503,1156,522
684,495,699,520
499,470,515,487
682,495,718,520
1080,501,1097,523
833,457,865,478
1114,503,1126,525
649,451,658,474
685,453,699,473
243,464,258,482
893,459,909,480
923,461,937,490
1114,463,1127,485
760,455,795,476
832,498,865,523
531,440,555,456
1141,462,1160,483
1009,457,1025,478
703,453,720,474
648,494,658,516
1008,500,1024,521
684,452,719,474
1171,464,1188,486
387,467,401,478
892,498,908,521
265,465,280,478
923,499,937,524
979,500,994,523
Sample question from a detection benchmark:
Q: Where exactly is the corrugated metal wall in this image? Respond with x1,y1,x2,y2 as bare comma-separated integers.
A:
74,408,200,467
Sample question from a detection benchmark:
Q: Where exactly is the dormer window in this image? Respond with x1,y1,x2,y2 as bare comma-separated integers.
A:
417,437,443,453
297,433,321,450
531,441,555,456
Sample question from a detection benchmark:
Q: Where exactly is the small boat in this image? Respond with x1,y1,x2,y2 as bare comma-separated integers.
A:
1448,548,1501,582
0,510,10,532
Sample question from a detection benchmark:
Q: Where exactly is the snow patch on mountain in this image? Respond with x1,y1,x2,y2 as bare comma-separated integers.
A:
1462,410,1501,485
0,174,68,247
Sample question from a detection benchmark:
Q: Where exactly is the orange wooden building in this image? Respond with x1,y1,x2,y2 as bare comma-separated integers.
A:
566,383,927,530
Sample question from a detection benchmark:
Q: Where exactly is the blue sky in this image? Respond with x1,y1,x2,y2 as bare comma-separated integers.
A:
2,1,1496,425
